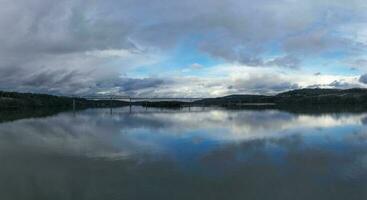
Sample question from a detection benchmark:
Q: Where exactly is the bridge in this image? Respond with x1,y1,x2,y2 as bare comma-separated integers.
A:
71,95,204,111
81,95,202,102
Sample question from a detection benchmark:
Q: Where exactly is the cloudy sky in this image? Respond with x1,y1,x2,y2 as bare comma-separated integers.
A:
1,0,367,97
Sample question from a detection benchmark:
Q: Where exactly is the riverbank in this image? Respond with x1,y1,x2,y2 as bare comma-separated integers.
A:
0,91,129,109
2,88,367,110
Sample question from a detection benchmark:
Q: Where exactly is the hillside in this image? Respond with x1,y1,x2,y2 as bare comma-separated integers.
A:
275,88,367,105
194,88,367,106
0,91,129,109
194,95,275,106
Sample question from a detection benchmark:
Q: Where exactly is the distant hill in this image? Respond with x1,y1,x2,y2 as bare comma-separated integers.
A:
194,94,275,106
277,88,341,97
194,88,367,106
275,88,367,105
277,88,367,97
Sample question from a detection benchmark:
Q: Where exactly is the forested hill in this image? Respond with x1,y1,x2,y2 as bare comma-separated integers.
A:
275,88,367,105
194,88,367,106
276,88,367,97
0,91,128,109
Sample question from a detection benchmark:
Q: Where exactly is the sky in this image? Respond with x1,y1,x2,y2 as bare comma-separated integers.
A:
1,0,367,97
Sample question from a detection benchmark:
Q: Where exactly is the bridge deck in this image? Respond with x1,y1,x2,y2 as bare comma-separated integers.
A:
80,96,203,102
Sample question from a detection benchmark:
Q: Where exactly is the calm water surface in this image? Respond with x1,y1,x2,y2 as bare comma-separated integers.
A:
0,107,367,200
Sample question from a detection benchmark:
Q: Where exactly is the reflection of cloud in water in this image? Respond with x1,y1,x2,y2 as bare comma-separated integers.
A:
0,107,366,160
0,108,367,199
361,116,367,125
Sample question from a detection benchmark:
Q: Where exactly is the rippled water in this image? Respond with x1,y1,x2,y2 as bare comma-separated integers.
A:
0,106,367,200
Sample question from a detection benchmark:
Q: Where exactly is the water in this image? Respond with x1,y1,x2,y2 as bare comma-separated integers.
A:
0,106,366,200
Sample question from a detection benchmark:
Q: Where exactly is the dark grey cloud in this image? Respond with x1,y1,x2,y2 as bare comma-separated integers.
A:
229,74,300,94
2,0,364,58
284,29,341,55
119,78,165,92
23,70,79,88
95,77,169,96
328,80,354,88
307,79,361,89
266,55,301,69
359,74,367,84
0,0,136,55
348,59,367,68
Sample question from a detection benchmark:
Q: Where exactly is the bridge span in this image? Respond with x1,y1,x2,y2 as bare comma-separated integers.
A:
71,95,204,111
81,95,202,102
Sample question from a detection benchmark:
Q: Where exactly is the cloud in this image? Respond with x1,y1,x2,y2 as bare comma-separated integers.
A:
0,0,366,95
189,63,204,70
359,74,367,84
346,59,367,70
3,0,366,58
266,55,301,69
308,79,362,89
228,75,300,94
328,80,359,88
283,28,350,55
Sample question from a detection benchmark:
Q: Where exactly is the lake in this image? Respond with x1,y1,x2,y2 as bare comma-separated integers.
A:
0,106,366,200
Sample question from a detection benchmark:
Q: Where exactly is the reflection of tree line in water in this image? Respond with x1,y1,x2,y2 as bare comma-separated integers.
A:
224,104,367,115
2,105,367,125
0,108,66,123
